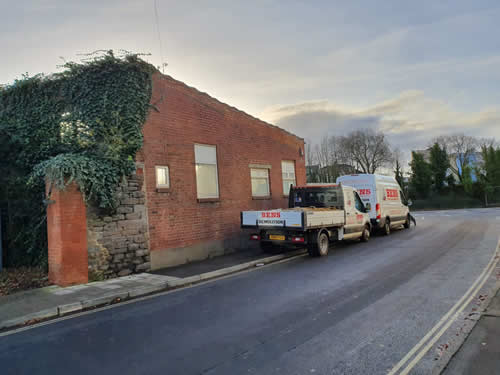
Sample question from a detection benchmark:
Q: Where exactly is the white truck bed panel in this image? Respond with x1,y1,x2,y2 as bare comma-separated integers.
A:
241,210,303,228
241,209,345,229
304,210,345,227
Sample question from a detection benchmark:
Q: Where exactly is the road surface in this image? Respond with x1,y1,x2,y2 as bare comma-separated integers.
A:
1,208,499,375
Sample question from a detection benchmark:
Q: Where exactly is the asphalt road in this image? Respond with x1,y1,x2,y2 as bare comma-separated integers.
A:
1,208,499,375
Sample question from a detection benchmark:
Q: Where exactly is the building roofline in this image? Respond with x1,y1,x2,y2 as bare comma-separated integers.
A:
154,71,304,142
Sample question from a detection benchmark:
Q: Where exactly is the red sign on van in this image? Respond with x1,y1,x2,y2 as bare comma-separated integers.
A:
358,188,371,195
386,189,399,200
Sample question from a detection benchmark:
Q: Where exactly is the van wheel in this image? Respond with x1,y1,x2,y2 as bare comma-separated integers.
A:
360,225,370,242
403,215,411,229
383,219,391,235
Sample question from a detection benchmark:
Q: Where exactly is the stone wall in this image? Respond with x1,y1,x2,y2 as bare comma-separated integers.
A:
87,168,150,279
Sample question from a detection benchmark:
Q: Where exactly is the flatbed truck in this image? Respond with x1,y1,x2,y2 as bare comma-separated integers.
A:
241,184,372,257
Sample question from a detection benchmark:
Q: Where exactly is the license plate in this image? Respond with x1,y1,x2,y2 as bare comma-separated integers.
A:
269,235,285,241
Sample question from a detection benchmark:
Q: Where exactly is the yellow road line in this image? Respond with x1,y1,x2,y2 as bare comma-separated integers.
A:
387,238,500,375
399,247,499,374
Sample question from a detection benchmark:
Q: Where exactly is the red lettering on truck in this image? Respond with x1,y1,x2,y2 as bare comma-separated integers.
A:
261,212,281,218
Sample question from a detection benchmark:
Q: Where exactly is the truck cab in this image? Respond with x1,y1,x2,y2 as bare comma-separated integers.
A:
289,185,370,238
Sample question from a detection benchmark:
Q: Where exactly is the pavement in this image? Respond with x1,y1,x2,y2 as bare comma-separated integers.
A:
0,208,499,375
441,285,500,375
0,247,306,332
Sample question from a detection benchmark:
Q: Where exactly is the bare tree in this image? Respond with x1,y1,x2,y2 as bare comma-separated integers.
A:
305,139,315,167
310,135,351,182
313,136,333,182
434,134,477,183
338,129,393,174
478,137,498,150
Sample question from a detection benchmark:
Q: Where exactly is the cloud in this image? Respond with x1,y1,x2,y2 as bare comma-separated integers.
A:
261,91,500,160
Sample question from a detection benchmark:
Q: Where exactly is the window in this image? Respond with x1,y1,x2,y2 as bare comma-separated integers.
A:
281,160,296,195
354,192,365,212
194,144,219,199
155,166,170,188
251,168,270,197
292,187,342,208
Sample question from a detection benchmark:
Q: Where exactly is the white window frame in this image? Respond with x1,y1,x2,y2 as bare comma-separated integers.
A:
250,168,270,197
194,144,219,199
155,166,170,188
281,160,296,196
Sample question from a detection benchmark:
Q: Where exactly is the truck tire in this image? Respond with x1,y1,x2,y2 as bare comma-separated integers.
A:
383,218,391,235
403,215,411,229
317,231,330,256
360,225,370,242
307,231,329,257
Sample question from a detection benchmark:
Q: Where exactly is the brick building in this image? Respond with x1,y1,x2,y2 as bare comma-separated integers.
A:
138,73,306,270
47,71,306,285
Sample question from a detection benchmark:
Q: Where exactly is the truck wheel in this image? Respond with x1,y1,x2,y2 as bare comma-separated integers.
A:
360,225,370,242
383,219,391,235
317,232,330,256
403,215,411,229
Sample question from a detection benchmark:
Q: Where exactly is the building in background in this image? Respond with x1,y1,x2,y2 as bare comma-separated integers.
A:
412,149,483,182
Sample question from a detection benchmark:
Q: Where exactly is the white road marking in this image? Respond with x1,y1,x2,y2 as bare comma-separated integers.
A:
387,238,500,375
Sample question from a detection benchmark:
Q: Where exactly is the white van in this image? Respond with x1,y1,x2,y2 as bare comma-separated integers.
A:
336,174,411,234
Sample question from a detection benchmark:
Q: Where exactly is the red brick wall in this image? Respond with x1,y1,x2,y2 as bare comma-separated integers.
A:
138,73,306,267
46,182,88,286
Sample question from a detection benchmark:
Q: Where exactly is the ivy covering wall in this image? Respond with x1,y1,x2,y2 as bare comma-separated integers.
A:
0,51,155,267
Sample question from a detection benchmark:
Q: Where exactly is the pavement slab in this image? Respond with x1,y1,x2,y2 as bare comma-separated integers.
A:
441,288,500,375
151,247,274,278
0,273,173,330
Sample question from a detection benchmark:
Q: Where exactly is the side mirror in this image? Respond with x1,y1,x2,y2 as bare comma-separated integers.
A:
407,199,413,207
365,203,371,211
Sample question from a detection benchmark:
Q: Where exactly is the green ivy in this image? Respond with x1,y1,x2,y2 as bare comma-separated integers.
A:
0,51,155,267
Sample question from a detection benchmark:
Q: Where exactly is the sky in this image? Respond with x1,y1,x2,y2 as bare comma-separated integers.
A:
2,0,500,160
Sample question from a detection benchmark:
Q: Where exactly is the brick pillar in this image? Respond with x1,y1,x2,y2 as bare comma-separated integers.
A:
47,182,88,286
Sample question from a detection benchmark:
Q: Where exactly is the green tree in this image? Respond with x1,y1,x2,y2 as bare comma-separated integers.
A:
410,152,432,199
429,142,449,192
394,158,405,189
446,174,456,189
462,165,474,195
477,145,500,199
